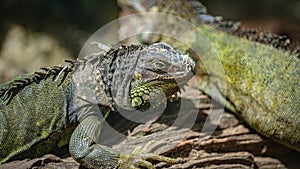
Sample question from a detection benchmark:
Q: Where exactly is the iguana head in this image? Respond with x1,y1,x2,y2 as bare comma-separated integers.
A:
110,43,195,111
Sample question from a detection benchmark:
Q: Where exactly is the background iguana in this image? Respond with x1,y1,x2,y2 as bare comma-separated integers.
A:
117,0,300,152
0,42,195,168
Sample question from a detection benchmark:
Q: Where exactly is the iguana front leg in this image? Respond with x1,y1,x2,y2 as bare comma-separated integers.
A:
69,116,119,168
69,115,175,169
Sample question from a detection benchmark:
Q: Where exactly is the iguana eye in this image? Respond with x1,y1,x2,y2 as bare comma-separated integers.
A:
153,61,166,70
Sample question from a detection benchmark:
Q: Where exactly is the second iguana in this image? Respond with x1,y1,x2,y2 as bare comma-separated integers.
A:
117,0,300,152
0,42,195,168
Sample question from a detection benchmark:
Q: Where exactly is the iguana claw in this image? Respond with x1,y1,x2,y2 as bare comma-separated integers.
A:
118,142,177,169
118,152,177,169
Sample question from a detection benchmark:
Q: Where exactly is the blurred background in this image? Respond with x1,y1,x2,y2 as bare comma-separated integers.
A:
0,0,299,83
202,0,300,40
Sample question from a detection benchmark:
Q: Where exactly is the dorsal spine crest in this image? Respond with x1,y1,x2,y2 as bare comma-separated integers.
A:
0,60,74,104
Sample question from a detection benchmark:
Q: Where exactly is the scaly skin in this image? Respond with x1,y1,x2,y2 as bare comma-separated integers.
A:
0,43,195,168
118,0,300,151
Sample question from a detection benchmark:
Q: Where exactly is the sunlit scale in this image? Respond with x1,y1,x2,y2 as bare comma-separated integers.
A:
130,84,153,107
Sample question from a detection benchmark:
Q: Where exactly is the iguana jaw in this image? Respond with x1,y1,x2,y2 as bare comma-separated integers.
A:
129,74,193,110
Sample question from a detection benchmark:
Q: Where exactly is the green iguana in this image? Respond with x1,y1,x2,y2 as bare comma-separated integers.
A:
117,0,300,152
0,42,195,168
